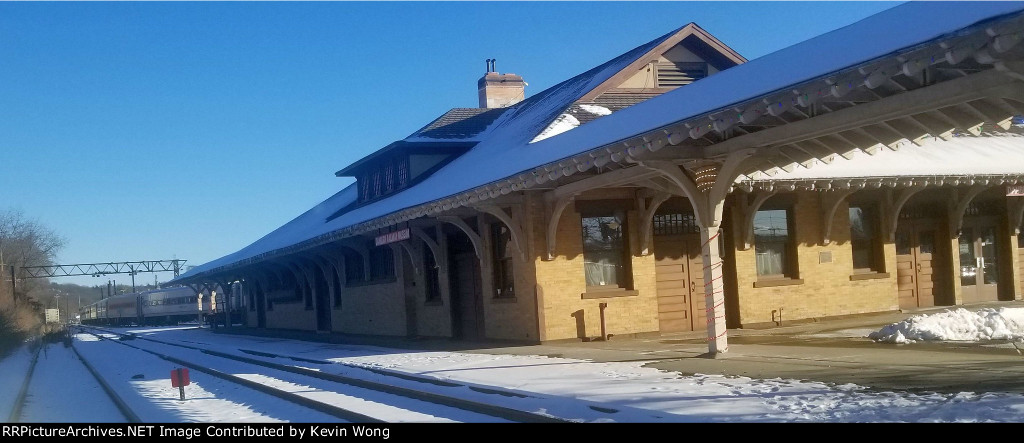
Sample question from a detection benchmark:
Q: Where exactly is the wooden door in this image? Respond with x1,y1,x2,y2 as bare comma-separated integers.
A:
451,253,482,340
654,235,705,333
895,223,938,309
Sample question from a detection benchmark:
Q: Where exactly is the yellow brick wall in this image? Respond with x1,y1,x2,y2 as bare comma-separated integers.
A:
332,281,406,336
264,291,315,330
417,302,451,337
530,197,660,341
732,192,899,326
483,251,540,341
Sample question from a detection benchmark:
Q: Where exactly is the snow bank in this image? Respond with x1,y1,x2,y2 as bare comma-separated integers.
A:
868,308,1024,343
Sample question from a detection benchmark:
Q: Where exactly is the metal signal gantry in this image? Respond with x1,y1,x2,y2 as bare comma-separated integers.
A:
19,259,187,279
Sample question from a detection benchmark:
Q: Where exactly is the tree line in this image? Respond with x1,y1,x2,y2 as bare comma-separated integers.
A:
0,209,64,357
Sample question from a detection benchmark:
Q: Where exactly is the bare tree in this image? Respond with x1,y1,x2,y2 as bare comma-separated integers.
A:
0,209,66,337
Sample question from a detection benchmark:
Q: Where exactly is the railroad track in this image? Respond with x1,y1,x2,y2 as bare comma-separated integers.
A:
9,336,136,423
77,326,569,423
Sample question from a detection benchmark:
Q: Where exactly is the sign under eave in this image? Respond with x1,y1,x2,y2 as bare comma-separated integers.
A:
375,228,410,246
1008,185,1024,197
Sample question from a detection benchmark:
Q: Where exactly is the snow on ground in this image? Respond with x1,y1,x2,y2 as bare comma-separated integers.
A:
72,332,339,423
869,308,1024,344
0,341,37,420
78,325,1024,422
20,342,125,422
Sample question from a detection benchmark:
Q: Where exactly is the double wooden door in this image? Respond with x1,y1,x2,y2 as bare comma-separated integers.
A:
895,221,940,309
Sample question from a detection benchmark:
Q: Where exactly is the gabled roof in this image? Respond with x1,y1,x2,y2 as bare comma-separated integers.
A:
176,2,1024,282
577,22,746,103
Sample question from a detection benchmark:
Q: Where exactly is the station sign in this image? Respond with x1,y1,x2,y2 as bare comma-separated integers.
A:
374,228,410,246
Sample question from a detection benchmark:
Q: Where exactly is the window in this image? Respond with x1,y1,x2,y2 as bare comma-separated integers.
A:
344,250,364,285
357,156,412,204
424,247,441,303
492,223,515,298
582,212,631,290
368,246,395,281
652,212,699,236
849,205,884,273
753,208,796,278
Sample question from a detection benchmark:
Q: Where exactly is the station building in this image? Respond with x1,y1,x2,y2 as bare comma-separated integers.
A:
174,3,1024,354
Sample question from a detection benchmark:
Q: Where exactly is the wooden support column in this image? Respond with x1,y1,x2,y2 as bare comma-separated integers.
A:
641,149,755,355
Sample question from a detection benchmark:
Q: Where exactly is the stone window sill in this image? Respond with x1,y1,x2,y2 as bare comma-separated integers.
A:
849,272,890,281
581,289,639,299
753,278,805,288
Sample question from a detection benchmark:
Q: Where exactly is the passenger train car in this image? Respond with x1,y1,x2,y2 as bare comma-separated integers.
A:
79,286,214,326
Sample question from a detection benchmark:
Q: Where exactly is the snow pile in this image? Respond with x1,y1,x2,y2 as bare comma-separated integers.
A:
868,308,1024,343
579,104,612,116
531,113,581,142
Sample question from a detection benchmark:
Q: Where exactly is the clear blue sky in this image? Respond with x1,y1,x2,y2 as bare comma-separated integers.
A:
0,1,901,287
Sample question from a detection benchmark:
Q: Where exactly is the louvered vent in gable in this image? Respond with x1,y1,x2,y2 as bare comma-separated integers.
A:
656,62,708,87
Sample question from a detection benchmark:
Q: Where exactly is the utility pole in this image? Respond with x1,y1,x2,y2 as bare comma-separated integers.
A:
10,264,17,308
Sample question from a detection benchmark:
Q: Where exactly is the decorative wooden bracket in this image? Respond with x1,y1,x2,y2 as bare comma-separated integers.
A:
475,205,527,262
411,226,447,274
820,189,857,245
738,191,777,250
1010,197,1024,235
949,185,989,238
391,242,422,276
638,191,673,256
437,216,484,259
544,194,575,260
884,186,926,242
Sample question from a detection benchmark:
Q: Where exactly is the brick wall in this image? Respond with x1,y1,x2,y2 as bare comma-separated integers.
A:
332,281,406,336
731,191,899,326
264,290,316,330
530,197,660,341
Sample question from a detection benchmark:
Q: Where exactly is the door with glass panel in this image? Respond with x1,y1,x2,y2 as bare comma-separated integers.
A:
895,222,938,309
959,218,1000,303
653,212,705,333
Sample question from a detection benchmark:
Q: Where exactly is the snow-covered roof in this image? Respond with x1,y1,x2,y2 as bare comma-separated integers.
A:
176,2,1024,282
738,132,1024,183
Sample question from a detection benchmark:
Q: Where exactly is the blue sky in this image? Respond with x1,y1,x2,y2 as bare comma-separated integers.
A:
0,1,901,287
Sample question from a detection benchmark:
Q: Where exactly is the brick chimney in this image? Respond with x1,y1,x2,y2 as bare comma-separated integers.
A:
478,59,526,108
